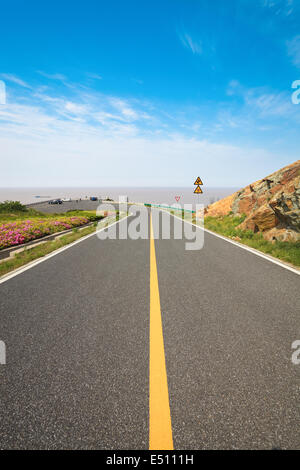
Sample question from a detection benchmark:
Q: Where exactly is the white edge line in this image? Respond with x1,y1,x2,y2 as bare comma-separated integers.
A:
0,215,131,285
159,209,300,276
2,209,298,282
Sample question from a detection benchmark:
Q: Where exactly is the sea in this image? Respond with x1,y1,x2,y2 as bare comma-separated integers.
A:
0,187,239,207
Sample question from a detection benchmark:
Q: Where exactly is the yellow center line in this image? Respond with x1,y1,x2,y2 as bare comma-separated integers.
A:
149,213,174,450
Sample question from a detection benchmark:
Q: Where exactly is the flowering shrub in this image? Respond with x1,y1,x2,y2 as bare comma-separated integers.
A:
0,216,89,250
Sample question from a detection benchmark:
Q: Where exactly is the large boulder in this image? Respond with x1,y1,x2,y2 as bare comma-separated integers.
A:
239,205,279,232
204,160,300,241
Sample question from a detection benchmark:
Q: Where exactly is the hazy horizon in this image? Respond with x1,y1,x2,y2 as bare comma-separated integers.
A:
0,186,239,206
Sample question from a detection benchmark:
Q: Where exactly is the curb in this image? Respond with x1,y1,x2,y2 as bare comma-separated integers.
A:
0,221,96,261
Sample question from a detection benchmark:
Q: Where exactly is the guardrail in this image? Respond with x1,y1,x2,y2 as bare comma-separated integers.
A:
144,203,195,213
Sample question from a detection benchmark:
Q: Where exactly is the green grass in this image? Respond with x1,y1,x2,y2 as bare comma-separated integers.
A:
204,214,248,238
0,208,49,222
0,201,49,221
0,205,103,223
204,214,300,267
65,210,104,221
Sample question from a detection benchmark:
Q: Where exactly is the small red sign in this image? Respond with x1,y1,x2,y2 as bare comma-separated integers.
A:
175,196,181,202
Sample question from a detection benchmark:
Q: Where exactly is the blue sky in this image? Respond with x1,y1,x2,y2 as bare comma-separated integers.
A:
0,0,299,187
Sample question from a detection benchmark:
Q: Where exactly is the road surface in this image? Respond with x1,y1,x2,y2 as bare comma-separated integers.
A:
27,199,126,214
0,212,299,449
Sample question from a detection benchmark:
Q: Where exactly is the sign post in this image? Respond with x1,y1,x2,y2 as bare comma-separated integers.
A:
194,177,203,214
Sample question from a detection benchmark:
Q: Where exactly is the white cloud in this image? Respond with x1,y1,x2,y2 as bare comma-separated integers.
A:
0,93,294,187
245,90,294,117
110,98,141,121
86,73,102,80
179,32,203,55
0,116,288,187
37,71,67,81
226,80,298,121
226,80,242,96
262,0,294,15
64,101,89,115
0,74,31,89
287,35,300,67
0,78,297,187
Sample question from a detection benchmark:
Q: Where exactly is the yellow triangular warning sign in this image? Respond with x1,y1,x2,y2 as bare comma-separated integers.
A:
194,176,203,185
194,185,203,194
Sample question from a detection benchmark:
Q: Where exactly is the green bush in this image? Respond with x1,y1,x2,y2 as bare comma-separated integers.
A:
66,210,103,222
0,200,27,213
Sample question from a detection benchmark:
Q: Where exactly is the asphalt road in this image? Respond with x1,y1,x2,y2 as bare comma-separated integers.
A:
27,200,125,214
0,212,299,449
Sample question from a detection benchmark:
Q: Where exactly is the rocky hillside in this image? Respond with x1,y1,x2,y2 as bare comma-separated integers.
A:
204,160,300,242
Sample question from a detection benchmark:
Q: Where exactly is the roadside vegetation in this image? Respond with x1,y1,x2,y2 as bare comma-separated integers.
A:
163,207,299,267
0,211,126,277
0,224,97,276
204,214,300,267
0,201,103,223
0,201,105,250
